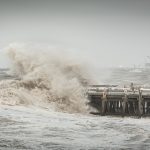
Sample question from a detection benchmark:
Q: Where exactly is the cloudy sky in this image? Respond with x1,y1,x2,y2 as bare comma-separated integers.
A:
0,0,150,67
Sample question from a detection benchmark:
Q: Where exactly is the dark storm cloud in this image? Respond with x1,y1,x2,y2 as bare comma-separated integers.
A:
1,0,150,16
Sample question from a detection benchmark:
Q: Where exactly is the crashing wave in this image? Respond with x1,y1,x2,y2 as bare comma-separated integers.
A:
0,43,93,113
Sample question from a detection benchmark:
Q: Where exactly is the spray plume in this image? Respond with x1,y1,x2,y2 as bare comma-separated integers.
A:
0,43,93,113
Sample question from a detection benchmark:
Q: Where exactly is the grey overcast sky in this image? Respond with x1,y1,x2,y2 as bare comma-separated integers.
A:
0,0,150,67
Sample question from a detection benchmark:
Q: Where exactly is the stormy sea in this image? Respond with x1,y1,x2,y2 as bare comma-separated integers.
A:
0,44,150,150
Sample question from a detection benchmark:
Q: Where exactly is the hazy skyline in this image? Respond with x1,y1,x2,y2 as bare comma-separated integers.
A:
0,0,150,67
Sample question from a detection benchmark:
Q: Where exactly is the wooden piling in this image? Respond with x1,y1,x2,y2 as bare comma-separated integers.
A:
122,92,128,116
101,90,107,115
138,88,143,117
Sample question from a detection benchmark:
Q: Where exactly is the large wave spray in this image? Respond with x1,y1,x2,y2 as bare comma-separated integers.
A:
0,44,92,113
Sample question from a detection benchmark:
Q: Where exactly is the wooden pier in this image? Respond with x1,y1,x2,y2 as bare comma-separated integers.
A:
87,84,150,117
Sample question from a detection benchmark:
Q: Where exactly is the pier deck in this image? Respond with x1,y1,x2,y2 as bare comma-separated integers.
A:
87,84,150,116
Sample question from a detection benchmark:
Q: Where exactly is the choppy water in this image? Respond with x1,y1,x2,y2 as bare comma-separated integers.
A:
0,45,150,149
0,68,150,150
1,105,150,150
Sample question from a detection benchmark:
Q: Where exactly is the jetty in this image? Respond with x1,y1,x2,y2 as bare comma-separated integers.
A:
87,83,150,117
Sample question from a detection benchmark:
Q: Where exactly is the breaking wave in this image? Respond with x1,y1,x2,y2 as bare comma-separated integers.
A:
0,43,92,113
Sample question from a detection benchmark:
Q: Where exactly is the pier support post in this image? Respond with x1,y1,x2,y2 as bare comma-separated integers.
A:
101,90,107,115
122,90,128,117
138,88,143,117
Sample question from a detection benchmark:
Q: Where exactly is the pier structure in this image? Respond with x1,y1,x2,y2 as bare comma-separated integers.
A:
87,84,150,116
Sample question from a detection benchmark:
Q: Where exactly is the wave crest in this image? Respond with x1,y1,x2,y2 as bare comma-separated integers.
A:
0,44,91,113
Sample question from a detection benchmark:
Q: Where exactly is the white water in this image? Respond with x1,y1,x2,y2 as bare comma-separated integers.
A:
0,44,150,149
0,105,150,149
0,44,93,113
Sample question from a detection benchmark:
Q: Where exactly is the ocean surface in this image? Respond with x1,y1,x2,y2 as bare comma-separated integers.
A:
0,67,150,150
